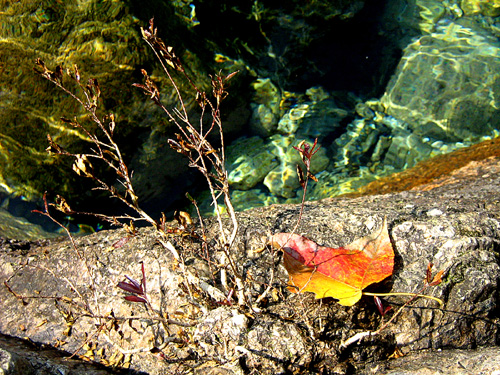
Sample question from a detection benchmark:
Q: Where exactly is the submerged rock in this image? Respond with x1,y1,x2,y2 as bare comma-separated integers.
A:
0,0,250,229
226,136,278,190
226,132,330,200
264,135,329,198
249,78,281,137
461,0,500,16
225,85,349,207
380,18,500,142
0,1,146,200
277,87,350,140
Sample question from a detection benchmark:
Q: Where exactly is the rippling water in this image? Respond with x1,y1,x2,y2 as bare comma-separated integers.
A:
1,0,499,238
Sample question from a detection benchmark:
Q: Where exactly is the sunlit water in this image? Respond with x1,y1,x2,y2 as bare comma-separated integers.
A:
1,0,499,238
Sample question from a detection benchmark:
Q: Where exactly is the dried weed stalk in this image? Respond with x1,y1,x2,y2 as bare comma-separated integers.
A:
33,17,247,313
24,17,257,367
136,19,246,305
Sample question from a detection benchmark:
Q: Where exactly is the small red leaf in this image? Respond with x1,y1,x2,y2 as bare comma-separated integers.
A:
125,275,142,290
124,295,147,303
117,281,143,295
374,296,384,315
374,296,392,316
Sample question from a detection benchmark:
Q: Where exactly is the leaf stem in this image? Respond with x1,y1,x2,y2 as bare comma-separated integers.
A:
362,291,443,307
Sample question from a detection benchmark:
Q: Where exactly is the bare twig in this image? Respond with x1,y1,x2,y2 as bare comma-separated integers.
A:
341,264,444,347
137,18,246,305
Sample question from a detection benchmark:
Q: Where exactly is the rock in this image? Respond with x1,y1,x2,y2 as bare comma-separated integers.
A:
226,136,278,190
230,189,280,210
276,103,310,135
193,307,249,358
385,0,447,36
359,346,500,374
380,18,500,142
461,0,500,16
219,2,500,213
249,79,281,136
225,132,330,202
0,208,59,241
0,342,34,375
277,94,350,140
0,1,147,201
0,0,252,228
245,317,311,373
0,333,117,375
1,152,500,373
263,163,299,199
322,97,498,202
264,135,329,198
346,135,500,196
324,12,500,198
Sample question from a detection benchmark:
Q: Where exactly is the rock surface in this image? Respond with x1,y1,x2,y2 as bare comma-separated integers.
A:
360,346,500,374
0,333,120,375
1,153,500,374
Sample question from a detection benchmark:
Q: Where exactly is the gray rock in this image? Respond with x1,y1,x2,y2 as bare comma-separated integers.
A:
263,135,329,198
0,344,34,375
0,333,117,375
1,156,500,374
359,346,500,374
245,317,311,374
193,307,249,359
249,79,281,137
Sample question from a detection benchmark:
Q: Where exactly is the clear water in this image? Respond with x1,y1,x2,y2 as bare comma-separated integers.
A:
1,0,500,237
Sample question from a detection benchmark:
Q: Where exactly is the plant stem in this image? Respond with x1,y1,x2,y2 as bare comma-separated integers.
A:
362,291,443,307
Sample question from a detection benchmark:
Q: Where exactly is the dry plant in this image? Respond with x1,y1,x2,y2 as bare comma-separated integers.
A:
31,16,252,327
14,17,261,366
134,19,247,305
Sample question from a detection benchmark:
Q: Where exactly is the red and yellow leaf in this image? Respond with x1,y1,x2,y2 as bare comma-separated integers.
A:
271,219,394,306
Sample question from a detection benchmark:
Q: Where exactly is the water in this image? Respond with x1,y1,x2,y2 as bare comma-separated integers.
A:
1,0,499,238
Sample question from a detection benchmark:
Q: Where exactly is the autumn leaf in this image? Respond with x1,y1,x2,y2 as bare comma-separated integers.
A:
271,219,394,306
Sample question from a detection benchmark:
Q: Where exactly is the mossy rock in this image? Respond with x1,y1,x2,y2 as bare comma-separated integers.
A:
0,0,241,212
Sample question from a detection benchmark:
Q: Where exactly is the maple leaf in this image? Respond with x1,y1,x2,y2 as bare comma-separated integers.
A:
271,219,394,306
